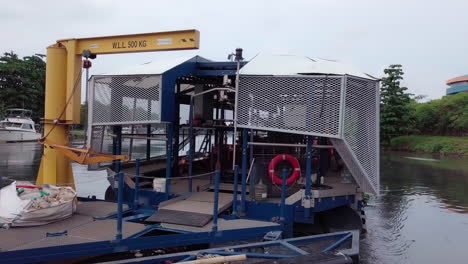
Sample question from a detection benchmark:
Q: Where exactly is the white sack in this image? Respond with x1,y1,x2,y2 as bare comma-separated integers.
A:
0,181,31,224
0,182,77,227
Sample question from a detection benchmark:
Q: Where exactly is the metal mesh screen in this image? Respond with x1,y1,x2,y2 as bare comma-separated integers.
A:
90,75,161,126
331,76,379,194
237,76,344,137
88,125,112,169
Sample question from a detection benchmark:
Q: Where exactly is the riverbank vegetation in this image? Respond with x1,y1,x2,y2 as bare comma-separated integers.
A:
0,52,46,121
389,135,468,156
380,65,467,155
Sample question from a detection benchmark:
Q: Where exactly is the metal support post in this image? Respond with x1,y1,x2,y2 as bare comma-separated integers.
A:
116,172,124,240
173,82,181,179
232,165,239,216
165,124,173,199
112,126,122,173
316,137,322,185
305,136,313,218
249,129,254,198
241,128,248,213
188,97,194,192
134,159,140,209
249,129,254,163
231,53,242,169
212,170,221,233
146,124,151,160
280,169,287,222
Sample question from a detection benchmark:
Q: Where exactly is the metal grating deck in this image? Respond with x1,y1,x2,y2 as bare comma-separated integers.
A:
0,201,144,252
146,192,233,227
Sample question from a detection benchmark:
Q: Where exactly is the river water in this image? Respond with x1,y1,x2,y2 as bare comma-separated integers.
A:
1,143,467,263
361,152,468,264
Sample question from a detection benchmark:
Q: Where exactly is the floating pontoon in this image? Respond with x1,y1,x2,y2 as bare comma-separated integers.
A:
0,53,379,263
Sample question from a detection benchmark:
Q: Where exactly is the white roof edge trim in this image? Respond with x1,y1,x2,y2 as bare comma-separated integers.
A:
95,55,211,77
239,53,377,81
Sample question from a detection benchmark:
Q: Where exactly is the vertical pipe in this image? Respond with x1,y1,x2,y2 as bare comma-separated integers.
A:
128,125,134,160
241,128,248,213
212,170,221,233
173,81,181,179
188,97,194,193
280,169,287,222
85,71,94,150
305,136,313,218
116,172,124,240
231,59,241,169
249,129,254,199
134,158,140,209
146,124,151,161
232,165,239,216
165,124,173,200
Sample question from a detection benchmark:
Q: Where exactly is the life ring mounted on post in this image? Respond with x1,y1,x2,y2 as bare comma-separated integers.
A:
268,154,301,185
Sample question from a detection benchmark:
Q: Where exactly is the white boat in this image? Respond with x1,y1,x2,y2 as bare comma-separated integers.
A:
0,109,41,142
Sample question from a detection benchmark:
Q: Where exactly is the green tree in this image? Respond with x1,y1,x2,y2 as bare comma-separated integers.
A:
380,64,412,144
80,102,87,129
411,93,468,136
0,51,46,121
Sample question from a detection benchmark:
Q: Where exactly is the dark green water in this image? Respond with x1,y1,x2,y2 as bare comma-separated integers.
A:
1,143,467,263
361,152,468,264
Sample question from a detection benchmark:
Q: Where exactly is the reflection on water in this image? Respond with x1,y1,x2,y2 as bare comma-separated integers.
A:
361,152,468,264
0,142,42,186
1,144,468,263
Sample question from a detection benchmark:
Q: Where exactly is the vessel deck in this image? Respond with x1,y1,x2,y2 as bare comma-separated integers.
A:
0,201,144,252
147,191,233,227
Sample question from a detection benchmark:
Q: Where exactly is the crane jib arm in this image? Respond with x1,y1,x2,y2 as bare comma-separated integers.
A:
60,29,200,55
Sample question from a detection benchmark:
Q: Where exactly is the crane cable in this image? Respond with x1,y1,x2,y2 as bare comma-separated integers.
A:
40,67,83,141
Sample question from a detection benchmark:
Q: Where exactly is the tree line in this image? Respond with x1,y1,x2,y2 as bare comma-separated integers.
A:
0,52,46,121
380,64,468,144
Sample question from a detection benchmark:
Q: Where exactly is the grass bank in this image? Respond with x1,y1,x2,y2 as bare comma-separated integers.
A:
70,129,85,139
389,135,468,156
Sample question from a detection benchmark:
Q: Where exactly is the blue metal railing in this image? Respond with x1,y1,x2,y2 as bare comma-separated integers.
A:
212,170,221,233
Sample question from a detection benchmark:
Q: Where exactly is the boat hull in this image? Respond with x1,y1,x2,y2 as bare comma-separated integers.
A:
0,129,41,142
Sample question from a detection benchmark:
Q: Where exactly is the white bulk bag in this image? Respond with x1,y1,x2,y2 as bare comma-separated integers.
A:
0,182,77,227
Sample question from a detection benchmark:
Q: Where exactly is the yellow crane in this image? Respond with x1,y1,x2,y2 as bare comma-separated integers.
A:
36,30,200,189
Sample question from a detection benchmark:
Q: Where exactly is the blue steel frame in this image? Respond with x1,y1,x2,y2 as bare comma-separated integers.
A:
100,230,359,264
165,123,173,199
27,58,363,264
0,225,284,263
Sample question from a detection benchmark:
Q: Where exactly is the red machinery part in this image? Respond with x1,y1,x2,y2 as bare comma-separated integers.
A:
268,154,301,185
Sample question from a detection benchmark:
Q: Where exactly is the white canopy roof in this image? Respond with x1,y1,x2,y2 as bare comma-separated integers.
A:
99,55,210,76
240,53,377,80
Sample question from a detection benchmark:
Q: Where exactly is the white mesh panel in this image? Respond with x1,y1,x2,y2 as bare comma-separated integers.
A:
90,75,161,125
237,76,344,137
332,76,380,194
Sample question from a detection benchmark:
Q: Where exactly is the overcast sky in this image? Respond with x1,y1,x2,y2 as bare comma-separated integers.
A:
1,0,466,100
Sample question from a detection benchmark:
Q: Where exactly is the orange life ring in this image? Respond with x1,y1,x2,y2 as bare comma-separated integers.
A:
268,154,301,185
